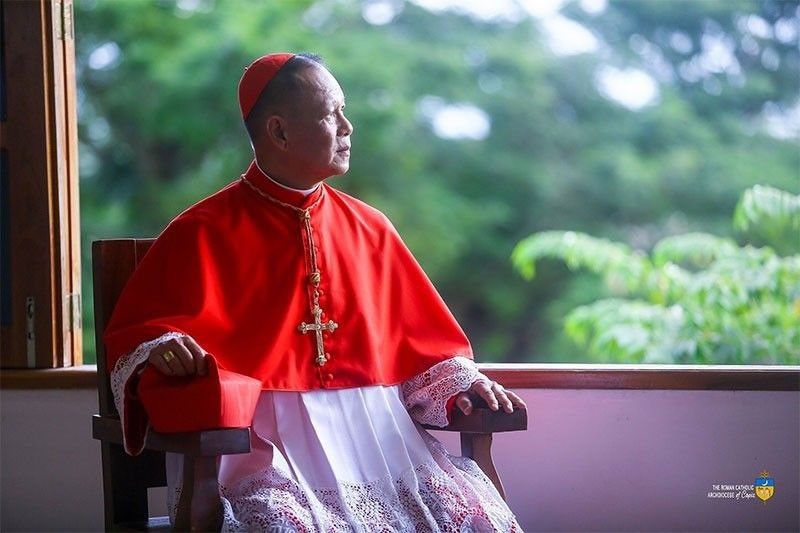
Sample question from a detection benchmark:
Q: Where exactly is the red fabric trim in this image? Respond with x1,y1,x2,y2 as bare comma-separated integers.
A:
445,395,459,425
122,362,149,455
138,356,261,433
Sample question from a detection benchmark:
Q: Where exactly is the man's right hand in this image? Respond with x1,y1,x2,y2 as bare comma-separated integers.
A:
146,335,208,377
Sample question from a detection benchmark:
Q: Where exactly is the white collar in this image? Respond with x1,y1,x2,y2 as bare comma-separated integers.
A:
257,162,321,198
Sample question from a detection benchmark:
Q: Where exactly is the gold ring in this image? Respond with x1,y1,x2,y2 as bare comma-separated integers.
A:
162,350,176,363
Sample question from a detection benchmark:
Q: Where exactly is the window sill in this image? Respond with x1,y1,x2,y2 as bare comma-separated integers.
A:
481,363,800,391
0,365,98,389
0,363,797,391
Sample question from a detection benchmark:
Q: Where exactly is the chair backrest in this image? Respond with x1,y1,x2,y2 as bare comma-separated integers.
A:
93,238,169,530
93,238,155,415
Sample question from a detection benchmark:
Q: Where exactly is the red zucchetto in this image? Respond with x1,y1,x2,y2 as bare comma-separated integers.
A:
237,52,295,120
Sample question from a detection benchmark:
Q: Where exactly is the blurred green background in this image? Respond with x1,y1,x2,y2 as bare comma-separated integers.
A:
76,0,799,365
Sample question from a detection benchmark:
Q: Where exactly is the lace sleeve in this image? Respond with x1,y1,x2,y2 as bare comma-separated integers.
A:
110,331,185,455
400,356,490,428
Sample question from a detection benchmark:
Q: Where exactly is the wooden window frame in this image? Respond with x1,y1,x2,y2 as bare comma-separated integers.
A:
1,0,81,368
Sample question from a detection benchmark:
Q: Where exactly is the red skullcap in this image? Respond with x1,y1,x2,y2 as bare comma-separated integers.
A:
238,53,295,120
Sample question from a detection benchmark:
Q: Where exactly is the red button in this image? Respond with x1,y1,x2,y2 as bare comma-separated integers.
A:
325,373,334,381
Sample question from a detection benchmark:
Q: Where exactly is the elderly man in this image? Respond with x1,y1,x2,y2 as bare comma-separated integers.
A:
105,52,525,531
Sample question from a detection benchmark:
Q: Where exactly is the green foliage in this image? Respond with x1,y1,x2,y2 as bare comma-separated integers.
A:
76,0,799,364
735,185,800,229
651,233,740,268
566,0,800,114
564,299,690,363
513,186,800,364
512,231,651,291
734,185,800,254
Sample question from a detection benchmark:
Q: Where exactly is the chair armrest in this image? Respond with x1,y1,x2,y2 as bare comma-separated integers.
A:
421,395,528,433
92,414,241,531
419,396,527,501
426,406,528,433
92,414,251,456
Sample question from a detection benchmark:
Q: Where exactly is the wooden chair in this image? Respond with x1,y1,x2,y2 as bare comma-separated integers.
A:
92,238,527,531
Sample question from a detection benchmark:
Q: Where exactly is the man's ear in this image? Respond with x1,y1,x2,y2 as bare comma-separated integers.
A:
265,115,289,150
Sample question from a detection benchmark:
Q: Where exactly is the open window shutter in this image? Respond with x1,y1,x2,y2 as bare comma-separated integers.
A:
1,0,81,367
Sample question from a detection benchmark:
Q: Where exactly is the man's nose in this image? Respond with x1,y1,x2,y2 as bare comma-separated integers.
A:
339,114,353,136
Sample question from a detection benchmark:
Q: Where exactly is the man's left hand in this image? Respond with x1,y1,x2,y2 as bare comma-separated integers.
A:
455,379,527,416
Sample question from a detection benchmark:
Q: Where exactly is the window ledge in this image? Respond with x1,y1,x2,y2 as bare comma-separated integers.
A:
0,365,98,389
480,364,800,391
0,363,797,391
0,363,800,391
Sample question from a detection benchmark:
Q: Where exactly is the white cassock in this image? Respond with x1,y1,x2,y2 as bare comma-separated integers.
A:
110,179,522,532
112,332,522,532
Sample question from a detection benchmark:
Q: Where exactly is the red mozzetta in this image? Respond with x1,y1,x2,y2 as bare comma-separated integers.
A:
104,161,473,391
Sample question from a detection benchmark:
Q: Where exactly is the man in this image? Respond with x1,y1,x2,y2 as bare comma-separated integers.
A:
105,52,526,531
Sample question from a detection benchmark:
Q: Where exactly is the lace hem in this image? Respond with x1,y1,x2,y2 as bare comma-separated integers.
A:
110,331,185,455
401,356,490,428
219,432,521,533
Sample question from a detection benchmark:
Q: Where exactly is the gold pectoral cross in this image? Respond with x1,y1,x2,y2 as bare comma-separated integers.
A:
298,305,338,366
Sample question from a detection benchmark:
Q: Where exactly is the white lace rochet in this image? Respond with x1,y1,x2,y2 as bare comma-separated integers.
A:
219,431,520,532
112,337,522,532
110,331,185,455
401,355,489,427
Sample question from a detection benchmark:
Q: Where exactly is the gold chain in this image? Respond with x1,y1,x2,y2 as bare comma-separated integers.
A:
240,175,325,214
241,175,336,367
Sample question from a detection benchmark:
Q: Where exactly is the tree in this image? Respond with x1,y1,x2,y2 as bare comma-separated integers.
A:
76,0,799,363
512,186,800,364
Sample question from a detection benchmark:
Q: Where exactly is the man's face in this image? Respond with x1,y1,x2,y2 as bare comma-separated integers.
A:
284,65,353,183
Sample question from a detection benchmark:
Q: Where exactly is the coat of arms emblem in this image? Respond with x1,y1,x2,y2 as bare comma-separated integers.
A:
754,471,774,502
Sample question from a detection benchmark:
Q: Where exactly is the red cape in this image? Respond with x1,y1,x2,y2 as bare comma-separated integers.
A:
104,161,473,390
